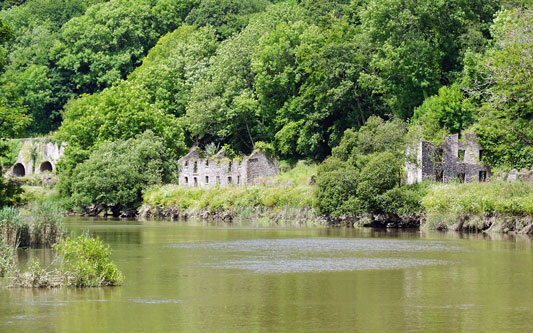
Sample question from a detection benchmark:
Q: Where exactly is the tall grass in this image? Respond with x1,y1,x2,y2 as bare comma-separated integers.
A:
0,240,15,277
0,207,27,248
0,203,64,248
144,184,316,211
422,181,533,229
275,161,316,185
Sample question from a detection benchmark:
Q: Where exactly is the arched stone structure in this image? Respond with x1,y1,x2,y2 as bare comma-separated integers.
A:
40,161,53,173
13,163,25,177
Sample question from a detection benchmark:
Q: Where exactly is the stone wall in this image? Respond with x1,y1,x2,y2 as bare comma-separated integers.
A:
406,132,491,184
5,138,65,177
178,148,278,187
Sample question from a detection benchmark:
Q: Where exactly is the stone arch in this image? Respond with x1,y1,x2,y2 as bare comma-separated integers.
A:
40,161,53,173
13,163,25,177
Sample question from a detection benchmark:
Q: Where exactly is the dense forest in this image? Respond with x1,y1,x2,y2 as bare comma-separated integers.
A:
0,1,531,181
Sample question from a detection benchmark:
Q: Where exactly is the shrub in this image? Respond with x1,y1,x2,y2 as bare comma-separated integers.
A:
315,157,360,216
379,184,428,215
54,235,124,287
357,152,401,213
64,130,179,216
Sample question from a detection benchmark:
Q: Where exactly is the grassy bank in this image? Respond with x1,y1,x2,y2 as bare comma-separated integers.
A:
141,161,318,224
142,183,318,224
422,181,533,232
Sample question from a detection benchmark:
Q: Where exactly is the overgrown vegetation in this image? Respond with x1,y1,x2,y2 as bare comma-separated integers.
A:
315,116,426,217
59,131,180,216
144,183,315,212
9,235,124,288
53,235,124,287
423,181,533,230
0,203,63,248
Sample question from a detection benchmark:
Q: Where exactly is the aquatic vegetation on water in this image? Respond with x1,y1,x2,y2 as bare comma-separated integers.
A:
8,235,124,288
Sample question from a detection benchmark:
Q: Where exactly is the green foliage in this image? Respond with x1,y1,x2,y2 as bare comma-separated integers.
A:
379,183,428,216
358,0,500,119
144,183,316,211
316,117,420,216
467,8,533,169
54,234,124,287
0,142,24,208
0,203,63,247
315,157,360,216
357,152,401,212
63,131,180,216
51,0,198,94
0,17,12,70
57,80,187,174
0,239,15,277
28,201,64,246
0,206,25,247
127,25,218,119
274,161,316,185
332,116,407,165
0,0,108,135
414,84,475,143
423,181,533,229
185,0,270,39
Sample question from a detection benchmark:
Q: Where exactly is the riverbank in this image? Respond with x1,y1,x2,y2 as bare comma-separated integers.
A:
141,184,319,225
142,180,533,233
422,181,533,233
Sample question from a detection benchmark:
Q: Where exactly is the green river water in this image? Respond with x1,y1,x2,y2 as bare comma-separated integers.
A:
1,218,532,332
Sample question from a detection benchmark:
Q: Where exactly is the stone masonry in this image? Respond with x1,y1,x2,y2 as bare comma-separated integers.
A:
5,138,65,177
178,147,278,187
406,132,491,184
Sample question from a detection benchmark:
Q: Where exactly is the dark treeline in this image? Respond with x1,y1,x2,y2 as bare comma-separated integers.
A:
0,1,531,183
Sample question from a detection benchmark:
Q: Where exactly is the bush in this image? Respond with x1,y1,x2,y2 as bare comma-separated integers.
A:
379,184,428,215
315,157,360,216
54,235,124,287
357,152,401,213
64,131,179,216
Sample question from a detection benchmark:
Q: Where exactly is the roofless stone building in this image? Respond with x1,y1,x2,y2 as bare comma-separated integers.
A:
178,147,278,187
406,132,491,184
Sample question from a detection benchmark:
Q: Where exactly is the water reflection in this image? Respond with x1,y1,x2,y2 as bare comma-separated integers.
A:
0,218,532,332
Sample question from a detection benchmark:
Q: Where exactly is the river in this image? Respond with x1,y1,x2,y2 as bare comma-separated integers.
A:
1,218,532,332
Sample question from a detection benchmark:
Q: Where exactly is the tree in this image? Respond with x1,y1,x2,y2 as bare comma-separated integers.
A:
316,117,411,216
413,83,475,143
358,0,500,119
185,0,270,40
185,2,307,152
51,0,198,95
467,8,533,168
57,80,187,180
127,25,218,119
65,131,179,216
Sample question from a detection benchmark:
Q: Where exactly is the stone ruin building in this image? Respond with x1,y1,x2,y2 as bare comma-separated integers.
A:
406,132,491,184
178,147,278,187
4,138,65,178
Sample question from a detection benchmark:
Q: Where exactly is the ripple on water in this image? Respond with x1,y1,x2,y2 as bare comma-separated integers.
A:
168,238,458,273
168,238,465,253
129,298,183,304
208,258,448,273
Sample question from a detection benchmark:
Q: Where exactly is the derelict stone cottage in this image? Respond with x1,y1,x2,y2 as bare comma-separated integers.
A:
178,148,278,187
406,132,491,184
